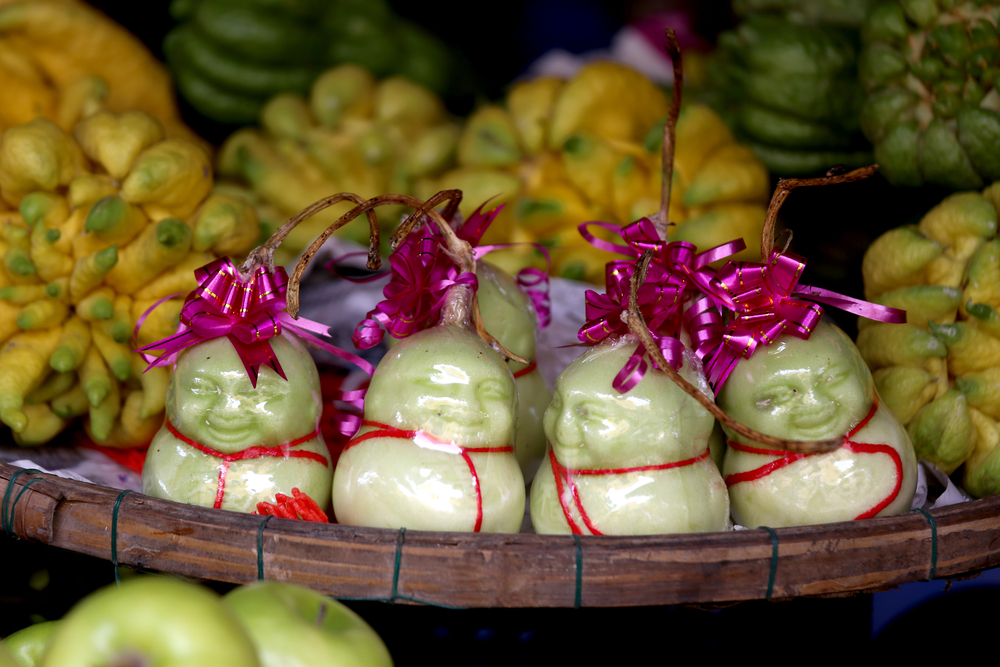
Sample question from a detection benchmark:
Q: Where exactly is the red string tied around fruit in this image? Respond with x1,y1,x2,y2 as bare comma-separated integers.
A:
136,257,375,435
577,217,746,392
699,249,906,394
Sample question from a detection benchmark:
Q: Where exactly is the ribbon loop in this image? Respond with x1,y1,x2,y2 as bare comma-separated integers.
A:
353,202,552,348
577,217,748,393
137,256,371,437
701,249,906,393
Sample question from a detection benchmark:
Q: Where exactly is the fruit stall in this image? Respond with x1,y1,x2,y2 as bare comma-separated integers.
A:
2,0,1000,663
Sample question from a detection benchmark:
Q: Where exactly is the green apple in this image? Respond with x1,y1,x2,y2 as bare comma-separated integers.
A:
0,644,18,667
39,576,260,667
334,324,525,532
476,261,551,477
1,621,59,667
530,337,729,535
143,332,333,513
718,320,918,527
223,581,392,667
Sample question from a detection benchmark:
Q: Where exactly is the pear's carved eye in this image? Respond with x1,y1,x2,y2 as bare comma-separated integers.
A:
757,384,797,408
477,378,508,402
188,375,220,397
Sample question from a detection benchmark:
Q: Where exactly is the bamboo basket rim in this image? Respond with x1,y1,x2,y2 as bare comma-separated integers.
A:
3,461,998,608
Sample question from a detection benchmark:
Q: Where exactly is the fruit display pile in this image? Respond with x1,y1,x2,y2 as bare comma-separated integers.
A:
0,0,201,145
706,7,874,175
860,183,1000,496
859,0,1000,188
3,0,1000,644
215,64,461,262
433,61,770,282
703,0,1000,182
164,0,462,124
0,112,258,448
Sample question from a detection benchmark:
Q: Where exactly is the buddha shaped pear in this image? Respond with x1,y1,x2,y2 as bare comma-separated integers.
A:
333,324,525,532
142,332,332,513
530,336,729,535
719,320,917,528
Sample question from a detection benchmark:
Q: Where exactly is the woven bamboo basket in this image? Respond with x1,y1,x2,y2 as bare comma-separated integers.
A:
3,461,999,608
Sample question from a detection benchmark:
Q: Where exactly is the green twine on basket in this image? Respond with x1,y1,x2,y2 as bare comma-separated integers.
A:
111,489,132,586
333,526,465,609
573,534,582,609
1,468,43,535
257,515,273,581
390,527,405,602
911,508,938,581
759,526,779,601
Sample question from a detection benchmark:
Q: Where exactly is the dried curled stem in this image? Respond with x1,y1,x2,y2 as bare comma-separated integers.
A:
391,189,464,249
279,193,390,317
242,192,379,280
625,249,842,454
656,27,683,240
273,190,527,363
760,164,879,260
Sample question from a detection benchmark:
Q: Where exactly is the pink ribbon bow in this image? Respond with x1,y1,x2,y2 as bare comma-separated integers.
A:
577,218,747,392
136,257,375,437
351,225,479,349
699,250,906,393
353,203,552,348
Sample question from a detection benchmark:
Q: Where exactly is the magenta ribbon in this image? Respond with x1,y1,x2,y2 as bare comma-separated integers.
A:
576,217,747,393
352,202,552,348
352,228,478,349
136,257,375,437
699,250,906,393
516,267,551,329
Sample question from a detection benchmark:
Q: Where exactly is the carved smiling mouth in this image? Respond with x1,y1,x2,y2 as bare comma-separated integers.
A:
419,411,493,444
789,405,841,438
202,420,255,445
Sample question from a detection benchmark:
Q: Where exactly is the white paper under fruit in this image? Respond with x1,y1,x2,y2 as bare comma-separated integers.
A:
718,320,918,528
142,333,332,513
530,336,729,535
333,324,525,532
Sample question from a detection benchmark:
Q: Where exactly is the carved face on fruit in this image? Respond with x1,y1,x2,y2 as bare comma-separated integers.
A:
717,320,873,442
363,325,517,446
167,333,323,454
544,337,715,469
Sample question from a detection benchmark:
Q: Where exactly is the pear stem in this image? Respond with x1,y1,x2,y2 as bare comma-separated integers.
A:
276,190,527,364
759,164,879,260
656,28,683,240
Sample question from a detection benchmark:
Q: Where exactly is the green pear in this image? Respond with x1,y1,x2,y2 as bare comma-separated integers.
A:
719,321,917,528
142,332,332,514
530,338,729,535
334,324,524,532
476,261,550,477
